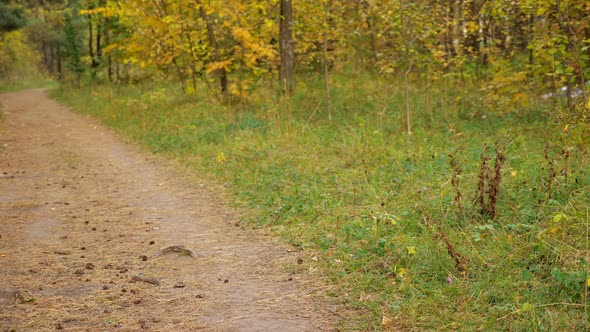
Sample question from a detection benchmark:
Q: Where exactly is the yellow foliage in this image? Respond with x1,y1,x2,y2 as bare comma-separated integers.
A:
207,60,233,74
229,80,253,98
79,3,118,17
215,151,226,164
0,30,42,81
232,27,254,46
396,267,408,279
482,65,530,112
511,93,530,107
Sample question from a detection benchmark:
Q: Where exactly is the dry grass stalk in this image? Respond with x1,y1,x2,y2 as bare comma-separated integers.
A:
475,142,506,219
422,211,468,275
448,148,463,214
543,143,571,200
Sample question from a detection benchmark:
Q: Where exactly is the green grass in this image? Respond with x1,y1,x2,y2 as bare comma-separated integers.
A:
0,77,57,93
52,74,590,331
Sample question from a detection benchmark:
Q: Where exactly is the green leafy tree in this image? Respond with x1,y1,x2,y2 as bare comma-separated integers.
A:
62,11,85,83
0,3,26,33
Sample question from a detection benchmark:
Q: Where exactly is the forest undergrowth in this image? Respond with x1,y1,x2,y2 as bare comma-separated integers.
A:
52,73,590,331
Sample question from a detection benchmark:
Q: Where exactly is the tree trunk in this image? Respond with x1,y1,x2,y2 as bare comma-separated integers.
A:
357,0,377,66
88,14,98,68
322,0,331,120
196,0,227,94
452,0,462,56
528,13,534,65
41,42,49,73
96,19,102,66
94,0,107,70
56,45,62,80
49,45,55,74
179,19,200,93
105,16,113,82
400,0,412,135
279,0,295,95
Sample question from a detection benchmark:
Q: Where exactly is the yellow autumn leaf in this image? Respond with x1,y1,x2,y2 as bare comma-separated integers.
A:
206,60,233,74
382,315,395,328
264,18,274,28
397,267,408,279
406,246,416,255
216,152,226,164
79,7,107,16
512,93,529,106
232,27,253,43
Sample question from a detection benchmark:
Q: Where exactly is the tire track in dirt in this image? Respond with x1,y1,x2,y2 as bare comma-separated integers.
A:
0,89,342,331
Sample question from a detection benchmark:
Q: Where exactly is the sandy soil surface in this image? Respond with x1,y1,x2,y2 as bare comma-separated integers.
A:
0,90,343,331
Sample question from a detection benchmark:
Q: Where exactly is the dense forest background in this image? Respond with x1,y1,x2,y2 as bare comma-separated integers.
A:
2,0,589,114
1,0,590,330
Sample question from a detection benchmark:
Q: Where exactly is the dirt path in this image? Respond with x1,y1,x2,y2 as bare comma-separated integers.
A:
0,90,342,331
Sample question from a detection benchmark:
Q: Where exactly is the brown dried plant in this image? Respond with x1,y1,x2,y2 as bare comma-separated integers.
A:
422,210,468,275
543,143,571,200
475,142,506,219
448,148,463,214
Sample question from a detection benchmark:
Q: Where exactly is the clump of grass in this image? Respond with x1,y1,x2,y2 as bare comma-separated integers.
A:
0,79,57,93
